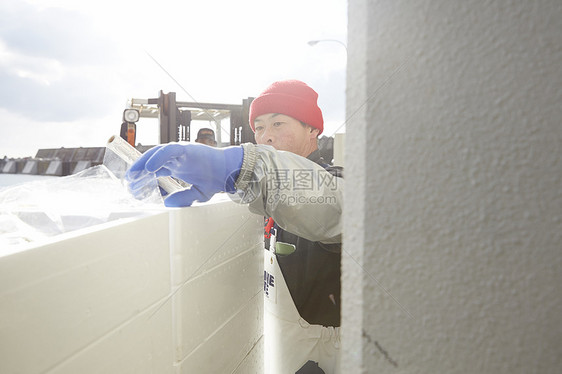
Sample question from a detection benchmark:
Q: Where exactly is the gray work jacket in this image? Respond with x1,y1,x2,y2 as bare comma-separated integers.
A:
235,143,343,244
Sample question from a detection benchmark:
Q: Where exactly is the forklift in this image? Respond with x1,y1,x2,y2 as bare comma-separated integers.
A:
119,90,255,147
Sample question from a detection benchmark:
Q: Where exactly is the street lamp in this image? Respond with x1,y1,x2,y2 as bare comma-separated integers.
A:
307,39,348,54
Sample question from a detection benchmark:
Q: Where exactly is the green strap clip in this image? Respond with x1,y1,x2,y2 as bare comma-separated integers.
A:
275,241,296,256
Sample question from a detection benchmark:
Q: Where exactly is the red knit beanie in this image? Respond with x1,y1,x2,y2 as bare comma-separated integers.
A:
249,80,324,134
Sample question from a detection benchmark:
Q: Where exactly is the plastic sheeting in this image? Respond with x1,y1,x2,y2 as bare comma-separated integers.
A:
0,141,164,249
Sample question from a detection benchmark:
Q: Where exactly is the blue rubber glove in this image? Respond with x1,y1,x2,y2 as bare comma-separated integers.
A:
125,143,244,207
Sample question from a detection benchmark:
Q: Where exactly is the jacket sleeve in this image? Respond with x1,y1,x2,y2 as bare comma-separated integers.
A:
234,143,343,244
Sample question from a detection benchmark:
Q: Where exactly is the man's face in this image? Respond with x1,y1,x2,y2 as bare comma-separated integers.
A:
196,137,217,147
253,113,318,157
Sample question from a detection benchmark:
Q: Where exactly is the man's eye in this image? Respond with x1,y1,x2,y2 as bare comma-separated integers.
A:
273,122,282,127
255,126,264,132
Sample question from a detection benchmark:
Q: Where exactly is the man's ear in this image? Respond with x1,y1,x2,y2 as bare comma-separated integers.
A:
309,127,320,139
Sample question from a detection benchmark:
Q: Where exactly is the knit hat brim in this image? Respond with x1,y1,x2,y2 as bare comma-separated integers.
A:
249,81,324,134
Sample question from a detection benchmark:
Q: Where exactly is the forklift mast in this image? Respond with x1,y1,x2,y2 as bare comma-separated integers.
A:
123,91,255,146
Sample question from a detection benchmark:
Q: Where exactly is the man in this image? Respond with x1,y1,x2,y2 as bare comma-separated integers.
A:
126,80,343,374
249,80,342,374
194,127,217,147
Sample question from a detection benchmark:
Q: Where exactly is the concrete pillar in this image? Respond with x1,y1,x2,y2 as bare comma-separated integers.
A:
343,1,562,373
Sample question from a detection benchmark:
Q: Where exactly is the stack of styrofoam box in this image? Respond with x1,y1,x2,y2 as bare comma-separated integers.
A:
0,199,264,373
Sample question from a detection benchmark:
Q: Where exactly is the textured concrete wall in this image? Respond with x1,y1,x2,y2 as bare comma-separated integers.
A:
343,1,562,373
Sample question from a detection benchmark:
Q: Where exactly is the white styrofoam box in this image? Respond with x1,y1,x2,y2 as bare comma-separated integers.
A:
232,335,264,374
178,290,263,374
49,301,174,374
169,200,264,373
169,198,263,285
0,212,173,374
0,198,265,374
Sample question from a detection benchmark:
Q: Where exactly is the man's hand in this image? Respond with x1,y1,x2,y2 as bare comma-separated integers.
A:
125,143,244,207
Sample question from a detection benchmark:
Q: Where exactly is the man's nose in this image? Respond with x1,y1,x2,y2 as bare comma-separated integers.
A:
262,127,274,143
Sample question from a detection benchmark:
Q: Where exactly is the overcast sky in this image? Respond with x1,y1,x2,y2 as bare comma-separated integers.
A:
0,0,347,158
